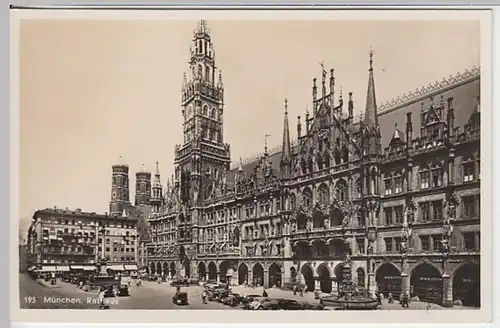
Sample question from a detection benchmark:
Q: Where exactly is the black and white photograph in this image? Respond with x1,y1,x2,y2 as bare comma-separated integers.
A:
11,8,492,324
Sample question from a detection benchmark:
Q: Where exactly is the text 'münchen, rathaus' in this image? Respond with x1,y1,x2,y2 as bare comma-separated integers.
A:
145,21,480,307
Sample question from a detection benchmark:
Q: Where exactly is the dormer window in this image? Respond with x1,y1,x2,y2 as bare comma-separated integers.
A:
462,157,475,182
431,164,443,188
419,165,430,190
383,174,393,196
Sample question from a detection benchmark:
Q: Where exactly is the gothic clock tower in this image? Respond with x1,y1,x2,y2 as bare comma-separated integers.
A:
174,20,231,278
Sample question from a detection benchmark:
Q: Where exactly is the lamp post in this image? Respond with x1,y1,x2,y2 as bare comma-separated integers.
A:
97,221,108,276
400,199,414,300
441,192,458,307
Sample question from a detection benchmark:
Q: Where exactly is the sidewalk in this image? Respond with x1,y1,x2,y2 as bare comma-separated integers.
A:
230,285,320,304
36,278,60,288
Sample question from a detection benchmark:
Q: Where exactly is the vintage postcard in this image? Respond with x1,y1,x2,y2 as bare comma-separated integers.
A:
10,7,492,324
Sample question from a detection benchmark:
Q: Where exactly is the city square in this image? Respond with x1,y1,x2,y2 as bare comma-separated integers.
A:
19,19,481,312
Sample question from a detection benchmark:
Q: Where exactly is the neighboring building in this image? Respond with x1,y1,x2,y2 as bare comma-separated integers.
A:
26,207,139,273
141,21,479,307
19,244,28,273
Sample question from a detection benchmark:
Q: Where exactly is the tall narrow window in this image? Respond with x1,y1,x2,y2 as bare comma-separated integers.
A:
420,202,430,222
431,164,443,188
384,174,393,195
432,201,443,221
419,166,430,189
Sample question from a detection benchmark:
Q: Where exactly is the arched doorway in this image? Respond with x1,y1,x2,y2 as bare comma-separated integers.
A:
219,261,229,283
290,267,297,283
150,262,156,275
301,264,315,292
156,262,162,275
334,264,344,293
183,260,191,278
410,262,443,304
317,264,332,293
356,268,366,288
238,263,249,285
198,262,207,281
252,263,264,286
163,262,169,277
170,262,176,278
453,263,480,307
376,262,401,297
268,263,282,288
208,262,217,281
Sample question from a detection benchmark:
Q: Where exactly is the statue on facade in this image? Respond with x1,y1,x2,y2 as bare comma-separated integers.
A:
232,227,240,247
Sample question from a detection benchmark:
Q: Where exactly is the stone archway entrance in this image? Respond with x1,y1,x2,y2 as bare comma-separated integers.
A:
453,263,480,307
376,262,401,297
163,262,169,277
183,260,191,278
150,262,156,275
208,262,217,281
317,264,332,293
156,262,162,275
219,261,229,283
198,262,207,281
252,263,264,286
410,262,443,304
268,263,282,288
301,264,315,292
290,267,297,283
238,263,249,285
170,262,176,278
333,263,344,292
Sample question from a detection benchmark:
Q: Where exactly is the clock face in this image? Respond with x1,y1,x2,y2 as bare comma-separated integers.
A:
112,191,117,200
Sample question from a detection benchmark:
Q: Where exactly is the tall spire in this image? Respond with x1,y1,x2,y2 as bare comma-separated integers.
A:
364,47,378,127
280,98,292,179
153,161,161,185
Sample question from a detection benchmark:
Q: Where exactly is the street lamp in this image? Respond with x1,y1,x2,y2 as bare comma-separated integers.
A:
400,199,415,299
97,221,109,276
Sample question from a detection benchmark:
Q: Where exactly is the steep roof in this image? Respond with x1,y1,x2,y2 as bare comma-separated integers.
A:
230,69,479,177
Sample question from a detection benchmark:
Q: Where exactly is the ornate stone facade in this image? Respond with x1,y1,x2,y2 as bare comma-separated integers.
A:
146,21,481,308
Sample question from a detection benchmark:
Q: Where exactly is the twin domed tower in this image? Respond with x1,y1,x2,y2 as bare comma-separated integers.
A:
109,160,164,216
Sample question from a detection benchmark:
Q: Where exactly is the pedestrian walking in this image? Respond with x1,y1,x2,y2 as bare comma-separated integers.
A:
293,285,297,296
376,291,382,306
98,287,107,309
388,292,394,304
202,290,207,304
262,289,268,297
299,286,304,297
401,292,409,308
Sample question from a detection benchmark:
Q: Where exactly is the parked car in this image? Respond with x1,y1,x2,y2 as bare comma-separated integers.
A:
208,288,227,301
300,301,325,310
114,284,130,297
172,292,189,305
103,286,115,298
247,297,274,310
241,294,262,309
225,293,244,307
276,299,303,310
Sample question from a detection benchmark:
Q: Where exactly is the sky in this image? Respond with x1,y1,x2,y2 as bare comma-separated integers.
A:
17,19,480,238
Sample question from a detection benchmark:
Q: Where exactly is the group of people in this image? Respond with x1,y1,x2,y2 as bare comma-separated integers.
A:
375,290,410,308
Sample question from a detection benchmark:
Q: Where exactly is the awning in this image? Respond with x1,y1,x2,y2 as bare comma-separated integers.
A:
219,242,227,250
57,266,70,272
70,265,84,270
41,266,57,272
156,248,163,255
209,243,216,251
108,264,125,271
124,264,138,271
82,266,95,271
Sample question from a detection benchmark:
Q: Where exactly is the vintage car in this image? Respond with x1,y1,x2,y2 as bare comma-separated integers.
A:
224,293,244,307
247,297,274,310
300,301,325,310
172,292,189,305
103,286,116,298
275,299,303,310
240,294,262,308
114,284,130,297
207,288,227,301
